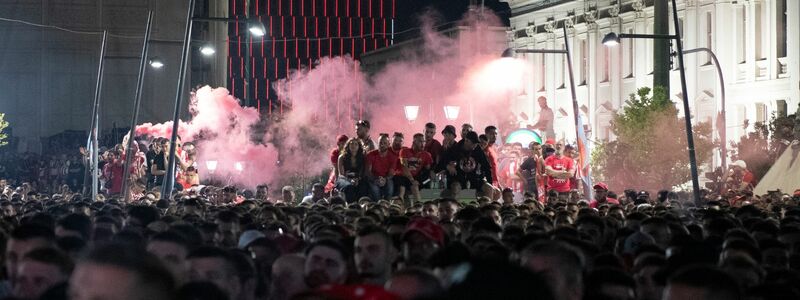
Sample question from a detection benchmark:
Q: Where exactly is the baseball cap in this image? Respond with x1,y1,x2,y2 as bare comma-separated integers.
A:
356,119,371,128
637,191,650,198
593,182,609,191
441,125,457,136
336,134,349,144
403,218,445,246
238,230,266,249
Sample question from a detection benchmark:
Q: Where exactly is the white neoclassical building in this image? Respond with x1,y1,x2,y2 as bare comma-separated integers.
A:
500,0,799,158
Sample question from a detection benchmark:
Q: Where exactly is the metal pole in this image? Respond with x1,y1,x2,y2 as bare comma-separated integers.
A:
683,47,726,172
122,11,154,202
671,0,702,205
86,30,108,201
561,26,591,200
163,0,197,198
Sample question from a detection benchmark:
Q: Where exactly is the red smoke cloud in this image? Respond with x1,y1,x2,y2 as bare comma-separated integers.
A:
135,8,527,189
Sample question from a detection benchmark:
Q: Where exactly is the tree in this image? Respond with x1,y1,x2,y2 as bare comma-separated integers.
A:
0,112,8,147
591,87,714,192
729,112,797,182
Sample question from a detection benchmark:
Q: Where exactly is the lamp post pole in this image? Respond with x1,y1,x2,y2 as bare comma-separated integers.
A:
683,47,726,172
670,0,702,206
600,0,703,205
86,30,108,201
162,4,267,198
121,11,154,202
162,0,196,198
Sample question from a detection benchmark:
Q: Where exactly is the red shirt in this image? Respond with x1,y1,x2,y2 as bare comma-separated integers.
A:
330,148,340,166
399,148,433,177
366,149,398,177
424,139,443,163
589,197,620,208
545,155,574,193
485,145,499,185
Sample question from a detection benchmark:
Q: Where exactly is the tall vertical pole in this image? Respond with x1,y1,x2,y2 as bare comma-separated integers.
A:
562,26,591,200
163,0,197,198
87,30,108,201
122,11,154,202
653,0,671,91
671,0,702,205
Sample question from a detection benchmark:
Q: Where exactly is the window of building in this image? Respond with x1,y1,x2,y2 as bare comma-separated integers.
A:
624,28,634,78
777,0,787,58
755,103,767,125
539,53,546,92
580,39,587,85
706,11,713,64
777,100,787,117
755,3,765,60
559,42,566,88
602,37,610,82
737,6,746,63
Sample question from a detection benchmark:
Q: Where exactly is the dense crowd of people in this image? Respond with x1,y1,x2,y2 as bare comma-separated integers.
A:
0,119,798,300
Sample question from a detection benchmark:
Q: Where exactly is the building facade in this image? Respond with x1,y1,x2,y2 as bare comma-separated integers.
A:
501,0,799,159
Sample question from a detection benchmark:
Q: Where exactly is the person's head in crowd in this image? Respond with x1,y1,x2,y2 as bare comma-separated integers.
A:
760,239,789,270
355,119,371,139
281,186,295,204
501,188,514,205
13,247,73,300
175,281,229,300
270,254,308,300
438,198,458,223
1,200,16,217
441,125,457,143
584,267,636,300
421,201,439,221
354,226,397,285
187,246,255,300
518,240,585,300
478,134,489,149
402,218,445,267
69,243,175,300
424,122,437,142
391,132,404,151
384,267,443,300
304,239,350,288
719,254,764,289
663,265,742,300
55,213,92,241
147,231,191,283
255,184,269,202
126,205,160,228
447,260,553,300
6,224,56,287
484,125,498,145
639,217,671,248
412,133,425,151
576,215,606,247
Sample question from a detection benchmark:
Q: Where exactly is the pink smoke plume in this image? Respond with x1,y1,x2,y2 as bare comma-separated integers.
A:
136,87,279,188
134,8,526,189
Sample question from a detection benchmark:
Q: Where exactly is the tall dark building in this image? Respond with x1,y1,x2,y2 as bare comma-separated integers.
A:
226,0,396,114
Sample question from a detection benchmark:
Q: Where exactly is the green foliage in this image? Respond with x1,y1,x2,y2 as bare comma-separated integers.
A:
730,112,797,182
0,113,8,147
591,87,714,191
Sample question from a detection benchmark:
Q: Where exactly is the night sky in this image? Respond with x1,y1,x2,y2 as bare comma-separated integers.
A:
395,0,510,37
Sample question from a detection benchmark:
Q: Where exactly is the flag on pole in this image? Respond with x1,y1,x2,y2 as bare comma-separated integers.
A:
575,114,593,200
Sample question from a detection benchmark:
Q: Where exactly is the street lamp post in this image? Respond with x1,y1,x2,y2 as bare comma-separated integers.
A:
602,0,703,206
162,0,267,198
85,30,108,201
121,11,154,202
683,48,726,172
